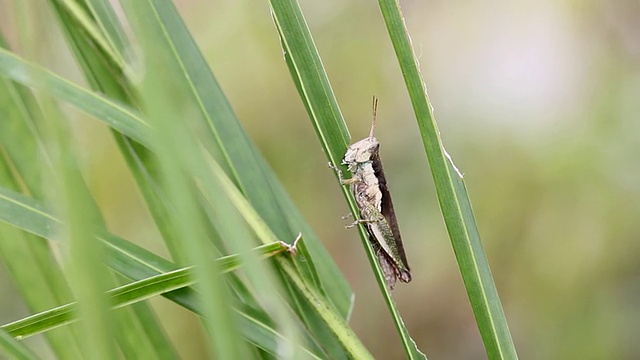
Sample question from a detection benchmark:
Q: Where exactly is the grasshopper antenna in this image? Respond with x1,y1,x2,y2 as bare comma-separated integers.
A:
370,95,378,138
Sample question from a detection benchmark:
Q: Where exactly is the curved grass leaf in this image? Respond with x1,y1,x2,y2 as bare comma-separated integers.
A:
2,269,189,342
376,0,519,359
0,48,151,147
269,1,351,166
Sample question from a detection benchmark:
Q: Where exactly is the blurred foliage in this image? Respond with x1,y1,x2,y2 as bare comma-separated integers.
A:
1,0,640,359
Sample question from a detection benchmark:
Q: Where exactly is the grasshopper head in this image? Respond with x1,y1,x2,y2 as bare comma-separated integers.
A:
342,136,379,169
342,96,381,170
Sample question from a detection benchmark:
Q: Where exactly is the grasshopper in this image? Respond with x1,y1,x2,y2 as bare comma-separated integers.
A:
330,97,411,289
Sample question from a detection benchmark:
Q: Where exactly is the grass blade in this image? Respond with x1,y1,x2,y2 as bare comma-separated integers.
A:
270,0,421,357
269,1,351,166
377,0,519,358
0,48,151,147
3,241,296,340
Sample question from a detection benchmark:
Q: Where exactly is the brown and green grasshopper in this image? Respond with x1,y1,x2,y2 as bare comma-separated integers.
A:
330,97,411,289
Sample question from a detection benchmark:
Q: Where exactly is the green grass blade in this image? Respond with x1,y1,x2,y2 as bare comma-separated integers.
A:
1,4,352,304
270,1,420,357
200,153,368,359
2,240,297,340
1,269,192,341
155,95,250,357
377,1,519,359
0,48,151,147
269,0,350,166
81,0,131,63
2,268,204,339
0,223,83,359
111,301,178,359
43,99,118,360
53,0,124,68
45,4,186,354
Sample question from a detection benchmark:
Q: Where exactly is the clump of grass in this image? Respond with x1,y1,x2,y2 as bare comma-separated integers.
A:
0,0,517,359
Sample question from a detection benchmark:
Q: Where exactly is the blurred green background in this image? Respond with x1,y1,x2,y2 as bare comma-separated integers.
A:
2,0,640,359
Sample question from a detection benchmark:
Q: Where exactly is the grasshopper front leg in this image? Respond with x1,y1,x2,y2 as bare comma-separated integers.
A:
345,217,378,229
328,162,358,186
329,162,365,227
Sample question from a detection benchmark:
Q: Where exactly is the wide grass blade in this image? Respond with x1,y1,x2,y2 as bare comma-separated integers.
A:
376,0,519,358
